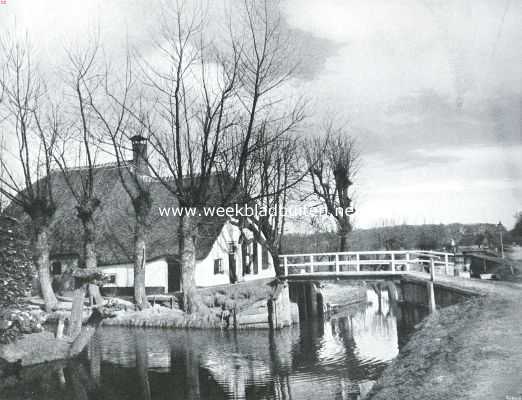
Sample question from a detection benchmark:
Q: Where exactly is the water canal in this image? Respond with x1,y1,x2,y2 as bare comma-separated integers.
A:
1,289,429,400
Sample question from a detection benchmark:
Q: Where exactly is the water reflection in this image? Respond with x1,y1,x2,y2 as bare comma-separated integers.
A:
0,289,427,400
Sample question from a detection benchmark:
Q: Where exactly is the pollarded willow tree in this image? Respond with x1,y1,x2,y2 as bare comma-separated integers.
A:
50,40,114,317
53,40,105,273
101,111,155,310
305,119,361,252
134,0,305,313
0,34,59,311
232,118,306,275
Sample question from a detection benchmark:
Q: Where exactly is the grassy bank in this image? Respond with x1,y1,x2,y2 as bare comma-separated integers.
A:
101,306,222,329
367,282,522,400
102,279,276,329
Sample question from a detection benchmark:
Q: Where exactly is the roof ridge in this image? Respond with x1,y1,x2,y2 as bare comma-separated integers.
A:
51,160,133,173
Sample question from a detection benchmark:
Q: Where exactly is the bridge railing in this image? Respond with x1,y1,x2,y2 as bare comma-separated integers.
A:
279,250,458,277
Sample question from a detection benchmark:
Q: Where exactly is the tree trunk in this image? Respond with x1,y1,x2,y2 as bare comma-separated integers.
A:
33,225,58,312
70,284,86,339
339,233,348,252
134,223,150,310
81,217,97,270
338,217,351,252
270,244,281,277
80,215,104,307
178,215,202,314
68,307,105,357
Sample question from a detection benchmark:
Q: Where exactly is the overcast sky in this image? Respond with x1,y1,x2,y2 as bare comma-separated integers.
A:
1,0,520,229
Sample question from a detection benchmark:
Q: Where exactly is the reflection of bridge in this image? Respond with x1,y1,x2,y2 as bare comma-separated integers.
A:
280,250,458,279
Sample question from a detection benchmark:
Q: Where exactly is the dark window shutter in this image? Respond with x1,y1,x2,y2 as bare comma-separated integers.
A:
214,259,223,274
242,241,250,275
253,243,258,274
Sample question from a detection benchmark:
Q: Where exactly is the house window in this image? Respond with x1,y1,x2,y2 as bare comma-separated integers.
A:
228,242,237,254
262,247,270,270
51,261,62,275
214,259,224,274
106,274,117,284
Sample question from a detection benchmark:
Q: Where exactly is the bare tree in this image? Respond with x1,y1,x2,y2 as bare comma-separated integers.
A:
100,105,154,310
0,34,58,311
51,41,109,329
64,39,154,309
136,1,239,313
305,119,360,251
234,118,305,275
133,0,302,313
53,42,104,273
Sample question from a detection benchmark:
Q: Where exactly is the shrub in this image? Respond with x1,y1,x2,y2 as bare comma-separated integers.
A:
0,215,35,343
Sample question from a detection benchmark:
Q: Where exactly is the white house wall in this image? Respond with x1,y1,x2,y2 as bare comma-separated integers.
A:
97,220,275,292
195,221,239,287
195,220,276,287
100,258,168,293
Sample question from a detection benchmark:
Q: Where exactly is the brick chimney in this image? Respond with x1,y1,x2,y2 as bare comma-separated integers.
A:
130,135,149,176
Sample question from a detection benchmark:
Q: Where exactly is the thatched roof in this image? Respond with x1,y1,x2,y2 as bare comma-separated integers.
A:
9,164,230,265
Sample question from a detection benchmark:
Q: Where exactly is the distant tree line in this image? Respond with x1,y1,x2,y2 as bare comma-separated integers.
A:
282,221,521,254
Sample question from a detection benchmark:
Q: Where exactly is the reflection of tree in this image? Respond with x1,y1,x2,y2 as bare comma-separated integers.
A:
268,330,293,399
328,306,392,382
169,333,201,399
384,282,400,319
338,316,357,356
135,331,151,400
64,360,99,400
88,335,102,385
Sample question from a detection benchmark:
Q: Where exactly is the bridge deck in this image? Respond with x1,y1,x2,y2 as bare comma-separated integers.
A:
279,249,464,281
283,271,407,281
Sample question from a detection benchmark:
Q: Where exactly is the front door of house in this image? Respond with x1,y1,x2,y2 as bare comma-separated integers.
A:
168,260,181,292
229,253,237,284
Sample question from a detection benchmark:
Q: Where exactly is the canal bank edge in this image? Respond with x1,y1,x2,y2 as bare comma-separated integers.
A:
367,279,522,400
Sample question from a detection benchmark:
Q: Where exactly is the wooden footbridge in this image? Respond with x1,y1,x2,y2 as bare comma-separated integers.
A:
279,250,462,281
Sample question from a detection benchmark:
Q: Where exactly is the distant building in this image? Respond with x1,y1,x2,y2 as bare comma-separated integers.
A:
455,249,507,278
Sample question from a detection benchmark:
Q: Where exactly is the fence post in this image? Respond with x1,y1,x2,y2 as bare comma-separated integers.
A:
444,254,449,275
391,253,396,272
283,256,288,276
428,257,437,312
405,252,410,272
335,254,339,273
356,253,360,272
310,255,314,273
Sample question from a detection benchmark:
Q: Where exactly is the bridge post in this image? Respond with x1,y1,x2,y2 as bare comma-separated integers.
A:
444,254,449,275
309,255,314,273
283,256,288,276
427,281,437,313
356,253,360,272
430,258,435,281
335,254,339,273
391,253,396,272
